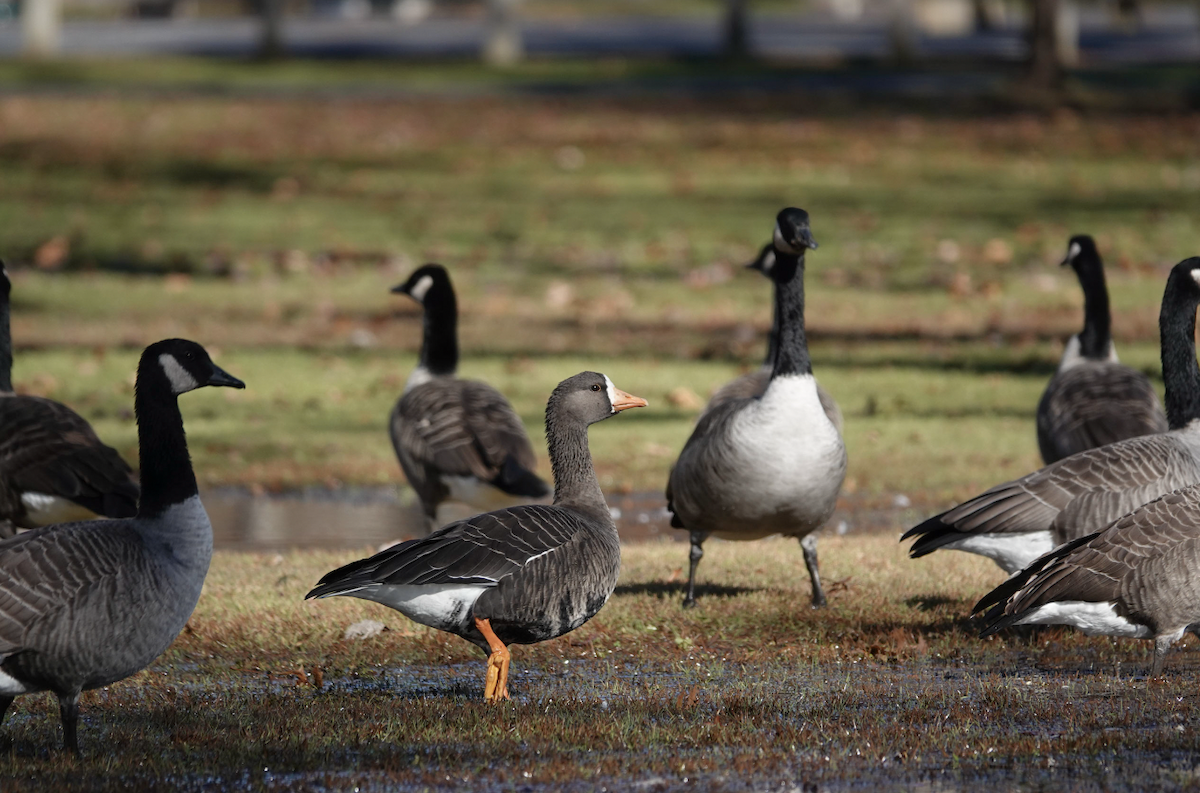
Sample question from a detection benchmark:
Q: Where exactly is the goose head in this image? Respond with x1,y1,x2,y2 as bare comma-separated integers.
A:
746,244,777,277
549,372,647,427
772,208,819,257
143,339,246,396
392,264,453,307
1167,257,1200,298
1061,235,1098,271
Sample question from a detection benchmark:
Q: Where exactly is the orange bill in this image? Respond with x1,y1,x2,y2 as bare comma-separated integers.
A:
611,386,648,412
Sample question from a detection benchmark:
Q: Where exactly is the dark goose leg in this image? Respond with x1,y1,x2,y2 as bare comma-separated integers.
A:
682,531,707,609
475,618,511,703
800,534,827,608
57,690,81,754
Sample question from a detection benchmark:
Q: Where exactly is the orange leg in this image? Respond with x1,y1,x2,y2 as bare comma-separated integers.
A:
474,617,512,703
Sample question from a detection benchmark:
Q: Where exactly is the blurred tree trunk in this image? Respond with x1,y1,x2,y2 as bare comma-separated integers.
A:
723,0,748,59
1027,0,1078,91
483,0,523,66
258,0,284,59
22,0,62,57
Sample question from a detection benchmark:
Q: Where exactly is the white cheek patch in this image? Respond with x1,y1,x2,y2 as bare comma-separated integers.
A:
760,249,776,275
1191,269,1200,288
604,374,619,414
1067,241,1082,262
772,223,802,255
159,353,200,395
408,274,434,303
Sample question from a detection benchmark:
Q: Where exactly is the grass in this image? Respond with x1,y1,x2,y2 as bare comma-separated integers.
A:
2,534,1199,790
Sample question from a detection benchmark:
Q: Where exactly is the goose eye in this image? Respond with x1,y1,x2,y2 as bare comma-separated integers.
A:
591,384,601,392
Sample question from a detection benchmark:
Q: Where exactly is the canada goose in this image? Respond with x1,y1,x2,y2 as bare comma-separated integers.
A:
974,482,1200,676
667,209,847,609
0,338,244,752
0,264,137,537
903,257,1200,574
1036,235,1166,464
702,244,843,432
389,264,550,530
308,372,646,702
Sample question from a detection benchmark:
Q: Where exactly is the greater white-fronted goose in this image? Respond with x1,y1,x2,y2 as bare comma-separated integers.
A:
904,257,1200,574
667,208,847,609
308,371,646,702
1036,235,1167,464
389,264,549,530
975,482,1200,675
0,264,137,537
702,243,843,433
0,338,244,752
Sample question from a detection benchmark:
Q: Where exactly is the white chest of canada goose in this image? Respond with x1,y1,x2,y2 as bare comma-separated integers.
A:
712,374,846,536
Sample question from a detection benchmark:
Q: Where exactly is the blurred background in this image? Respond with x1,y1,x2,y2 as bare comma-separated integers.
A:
0,0,1197,547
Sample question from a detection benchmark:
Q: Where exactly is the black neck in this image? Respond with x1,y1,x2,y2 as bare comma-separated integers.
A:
419,288,458,377
762,291,779,369
770,251,812,378
134,363,198,517
545,413,608,519
1073,252,1112,360
1160,276,1200,430
0,282,11,393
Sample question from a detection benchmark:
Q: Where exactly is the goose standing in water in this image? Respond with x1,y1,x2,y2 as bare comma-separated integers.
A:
1036,235,1166,464
389,264,550,531
667,208,847,609
904,257,1200,574
702,244,842,432
0,339,243,752
975,481,1200,676
309,372,646,702
0,264,138,537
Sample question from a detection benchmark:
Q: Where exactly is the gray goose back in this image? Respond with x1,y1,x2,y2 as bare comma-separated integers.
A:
0,265,137,535
904,257,1200,574
0,339,244,752
975,482,1200,675
309,372,646,697
1036,236,1167,464
389,264,548,528
667,209,847,609
700,243,842,433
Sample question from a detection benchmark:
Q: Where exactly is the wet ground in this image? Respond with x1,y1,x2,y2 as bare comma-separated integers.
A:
201,487,924,550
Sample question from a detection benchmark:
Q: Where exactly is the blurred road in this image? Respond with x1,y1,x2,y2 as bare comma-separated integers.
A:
0,6,1197,63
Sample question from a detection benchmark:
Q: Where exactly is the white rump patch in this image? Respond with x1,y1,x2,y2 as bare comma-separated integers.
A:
159,353,200,395
409,274,434,303
772,223,803,255
20,492,97,527
0,667,36,696
1016,600,1152,639
1066,241,1082,263
941,531,1055,574
604,374,620,414
356,583,488,630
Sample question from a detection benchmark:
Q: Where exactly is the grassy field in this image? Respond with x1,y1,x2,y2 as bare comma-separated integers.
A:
3,535,1199,790
2,67,1200,788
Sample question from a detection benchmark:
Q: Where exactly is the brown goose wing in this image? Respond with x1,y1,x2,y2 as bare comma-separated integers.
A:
0,396,138,522
1037,363,1168,464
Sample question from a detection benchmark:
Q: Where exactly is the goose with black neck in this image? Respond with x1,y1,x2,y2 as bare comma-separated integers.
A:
389,264,549,531
309,371,646,702
1036,235,1166,465
0,338,244,753
904,256,1200,574
0,263,138,536
667,208,848,609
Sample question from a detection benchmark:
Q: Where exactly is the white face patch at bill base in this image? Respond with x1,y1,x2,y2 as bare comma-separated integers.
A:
408,274,435,303
604,374,620,414
772,223,804,255
159,354,200,395
1066,241,1082,263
